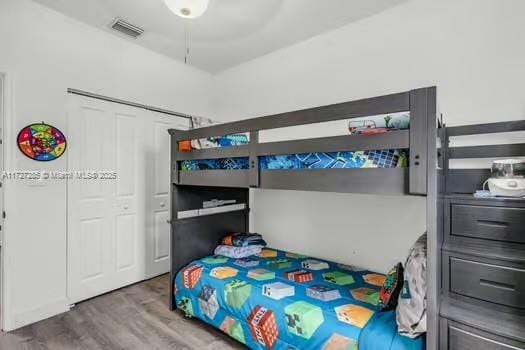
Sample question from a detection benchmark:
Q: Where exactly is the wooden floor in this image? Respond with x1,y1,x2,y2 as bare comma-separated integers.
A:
0,274,244,350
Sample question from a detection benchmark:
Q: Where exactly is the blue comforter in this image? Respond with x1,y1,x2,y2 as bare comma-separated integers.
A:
174,249,424,350
180,150,408,171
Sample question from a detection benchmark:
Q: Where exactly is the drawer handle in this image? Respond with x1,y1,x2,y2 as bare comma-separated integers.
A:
479,279,516,292
477,220,509,228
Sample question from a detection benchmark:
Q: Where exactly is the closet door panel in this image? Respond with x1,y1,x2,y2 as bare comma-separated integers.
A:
112,108,144,287
78,107,109,200
116,214,136,271
80,218,105,281
144,113,188,278
115,114,137,197
68,97,114,303
154,210,170,262
145,118,171,278
154,120,171,196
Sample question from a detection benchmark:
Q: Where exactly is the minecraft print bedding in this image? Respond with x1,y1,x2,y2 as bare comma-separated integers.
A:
180,150,408,171
174,249,424,350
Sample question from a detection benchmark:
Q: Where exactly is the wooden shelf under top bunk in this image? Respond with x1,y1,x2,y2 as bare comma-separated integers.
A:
170,87,438,196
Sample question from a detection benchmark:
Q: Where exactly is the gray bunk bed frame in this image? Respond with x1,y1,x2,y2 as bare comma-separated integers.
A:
168,87,441,348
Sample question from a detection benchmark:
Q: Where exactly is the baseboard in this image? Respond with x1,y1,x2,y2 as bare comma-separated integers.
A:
4,298,70,331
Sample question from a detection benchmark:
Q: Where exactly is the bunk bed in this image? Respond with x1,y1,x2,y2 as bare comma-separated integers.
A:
168,87,440,350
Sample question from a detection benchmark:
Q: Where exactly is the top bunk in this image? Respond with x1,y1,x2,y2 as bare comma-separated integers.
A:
169,87,438,196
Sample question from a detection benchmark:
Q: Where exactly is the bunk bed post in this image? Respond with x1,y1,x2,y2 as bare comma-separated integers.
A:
249,131,260,187
409,88,430,195
168,129,179,310
169,130,183,185
423,87,439,350
441,125,450,193
407,87,440,349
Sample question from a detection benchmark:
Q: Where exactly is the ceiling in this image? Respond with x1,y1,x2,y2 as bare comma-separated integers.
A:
33,0,407,73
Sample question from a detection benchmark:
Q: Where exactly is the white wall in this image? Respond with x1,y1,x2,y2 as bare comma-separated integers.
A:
0,0,212,331
212,0,525,272
251,190,426,273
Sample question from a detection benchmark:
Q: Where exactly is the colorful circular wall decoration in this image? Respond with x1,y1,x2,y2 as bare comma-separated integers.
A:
17,123,67,161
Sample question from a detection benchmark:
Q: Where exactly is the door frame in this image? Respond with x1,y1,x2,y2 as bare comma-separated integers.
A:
0,70,14,331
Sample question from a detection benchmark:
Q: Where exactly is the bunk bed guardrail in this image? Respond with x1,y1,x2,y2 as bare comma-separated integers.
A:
169,87,438,196
443,120,525,194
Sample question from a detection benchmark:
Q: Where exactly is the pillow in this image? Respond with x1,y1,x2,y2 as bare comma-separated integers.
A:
380,262,404,311
214,245,263,259
220,233,267,247
396,233,427,338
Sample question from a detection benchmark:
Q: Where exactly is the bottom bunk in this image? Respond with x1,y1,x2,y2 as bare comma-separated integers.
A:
173,248,425,350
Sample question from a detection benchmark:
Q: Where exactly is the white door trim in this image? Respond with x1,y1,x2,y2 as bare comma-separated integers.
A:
0,69,14,331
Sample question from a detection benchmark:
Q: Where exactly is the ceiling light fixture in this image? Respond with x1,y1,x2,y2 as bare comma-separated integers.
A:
164,0,209,19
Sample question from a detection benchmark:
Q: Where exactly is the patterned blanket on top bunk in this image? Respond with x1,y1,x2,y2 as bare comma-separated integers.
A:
181,150,408,171
174,249,424,350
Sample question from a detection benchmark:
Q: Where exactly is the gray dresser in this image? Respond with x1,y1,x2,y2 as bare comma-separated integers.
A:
439,194,525,349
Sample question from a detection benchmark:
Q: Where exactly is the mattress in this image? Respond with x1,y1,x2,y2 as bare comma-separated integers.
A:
180,150,408,171
174,249,425,350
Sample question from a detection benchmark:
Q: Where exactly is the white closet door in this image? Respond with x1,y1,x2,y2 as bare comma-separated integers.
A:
111,104,145,288
67,96,117,303
68,95,186,302
144,112,188,279
68,96,145,303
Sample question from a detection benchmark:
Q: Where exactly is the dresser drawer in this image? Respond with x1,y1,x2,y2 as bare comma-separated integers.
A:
446,324,525,350
451,204,525,244
450,257,525,309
